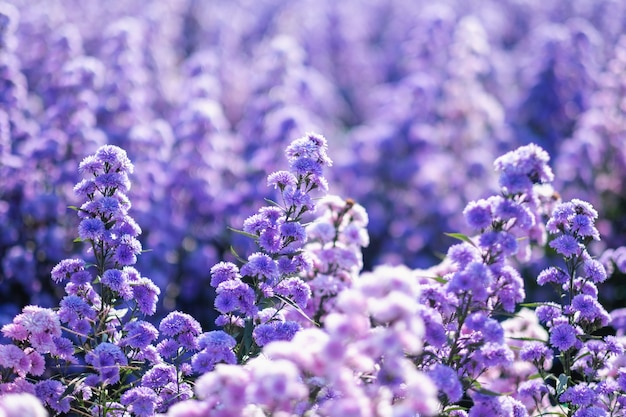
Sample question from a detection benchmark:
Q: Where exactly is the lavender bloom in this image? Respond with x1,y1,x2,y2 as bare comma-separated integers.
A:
50,258,85,283
141,363,177,389
120,320,159,350
77,218,105,241
159,311,202,338
520,341,553,364
119,387,157,417
583,259,607,284
536,303,563,324
101,269,133,300
560,384,597,407
132,277,160,316
274,277,311,308
550,323,579,352
253,321,300,347
214,279,257,317
428,364,462,403
35,380,71,414
537,266,569,286
58,294,96,329
463,199,493,230
209,262,241,287
84,342,128,385
550,234,582,258
493,143,554,194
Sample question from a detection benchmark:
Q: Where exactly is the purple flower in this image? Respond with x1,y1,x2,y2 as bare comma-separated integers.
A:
447,261,492,301
121,321,159,349
197,330,236,351
560,384,597,407
132,277,160,316
78,155,104,175
51,259,85,283
550,323,578,351
517,379,550,400
493,143,554,194
95,172,130,192
142,363,177,389
0,345,29,377
114,235,142,266
253,321,300,346
156,339,180,359
447,243,480,268
120,387,157,417
159,311,202,338
571,214,599,239
190,350,216,373
280,221,307,246
572,294,604,322
285,132,332,167
259,228,282,253
101,269,133,299
583,259,607,283
428,364,462,403
15,306,62,339
536,303,562,324
267,170,297,190
549,234,581,258
537,266,569,286
58,294,96,326
240,252,280,285
85,343,128,385
463,199,493,230
274,277,311,308
95,145,134,173
214,279,257,317
35,380,71,414
74,178,97,197
210,262,241,287
475,342,514,367
519,341,553,364
243,213,272,235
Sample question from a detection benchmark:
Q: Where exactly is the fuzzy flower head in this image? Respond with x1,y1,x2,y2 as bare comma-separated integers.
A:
95,144,134,174
493,143,554,194
546,199,600,240
51,258,86,283
84,342,128,385
285,132,332,167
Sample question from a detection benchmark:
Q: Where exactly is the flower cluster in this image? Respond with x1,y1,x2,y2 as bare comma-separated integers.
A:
511,199,625,416
0,145,168,416
407,143,558,415
301,195,370,324
210,132,332,361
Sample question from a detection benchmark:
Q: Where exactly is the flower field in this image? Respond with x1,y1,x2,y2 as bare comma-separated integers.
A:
1,0,626,416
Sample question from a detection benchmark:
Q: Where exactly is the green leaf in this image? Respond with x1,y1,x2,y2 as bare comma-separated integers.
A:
227,226,259,240
274,294,319,326
415,274,448,284
444,232,476,246
518,302,549,308
229,245,247,264
240,319,255,362
263,198,284,209
556,373,569,396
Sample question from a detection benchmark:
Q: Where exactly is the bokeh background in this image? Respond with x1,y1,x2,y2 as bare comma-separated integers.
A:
1,0,625,330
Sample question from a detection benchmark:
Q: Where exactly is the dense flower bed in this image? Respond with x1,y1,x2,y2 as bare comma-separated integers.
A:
2,0,626,416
